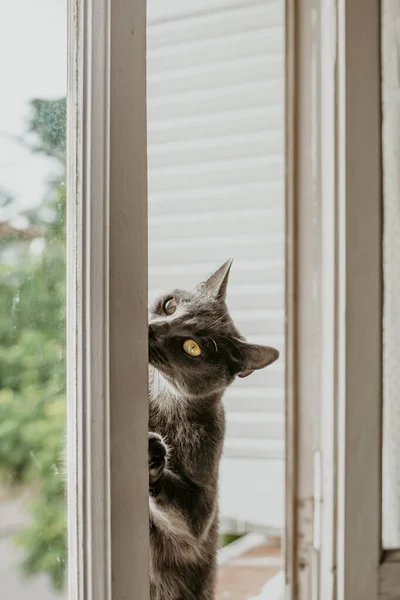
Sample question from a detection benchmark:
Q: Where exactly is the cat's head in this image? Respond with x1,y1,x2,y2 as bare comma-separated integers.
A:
148,259,279,399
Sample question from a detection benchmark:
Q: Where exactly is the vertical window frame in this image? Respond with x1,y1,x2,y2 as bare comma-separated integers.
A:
285,1,323,598
286,1,385,599
317,0,400,598
335,1,382,598
66,0,149,598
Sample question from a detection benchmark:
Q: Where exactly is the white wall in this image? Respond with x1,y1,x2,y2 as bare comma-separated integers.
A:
147,0,285,532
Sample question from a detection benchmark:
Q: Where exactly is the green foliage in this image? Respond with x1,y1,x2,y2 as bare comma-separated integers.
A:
0,98,67,589
28,98,66,159
220,533,242,548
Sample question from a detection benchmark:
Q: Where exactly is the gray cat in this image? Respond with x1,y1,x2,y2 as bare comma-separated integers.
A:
148,259,279,600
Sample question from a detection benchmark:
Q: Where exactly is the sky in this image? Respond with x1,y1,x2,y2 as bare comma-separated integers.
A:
0,0,67,224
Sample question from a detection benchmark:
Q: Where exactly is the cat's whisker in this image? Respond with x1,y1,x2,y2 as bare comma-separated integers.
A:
218,334,241,351
208,337,218,352
209,314,228,329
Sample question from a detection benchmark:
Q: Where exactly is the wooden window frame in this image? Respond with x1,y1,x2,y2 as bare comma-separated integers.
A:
335,0,400,598
286,1,400,599
285,0,323,597
66,0,149,598
65,1,397,599
335,2,382,598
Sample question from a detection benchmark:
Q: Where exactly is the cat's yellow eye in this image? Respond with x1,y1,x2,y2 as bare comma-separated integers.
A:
183,339,201,357
164,297,177,315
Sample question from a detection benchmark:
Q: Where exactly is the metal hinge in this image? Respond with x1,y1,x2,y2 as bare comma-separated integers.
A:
312,450,322,600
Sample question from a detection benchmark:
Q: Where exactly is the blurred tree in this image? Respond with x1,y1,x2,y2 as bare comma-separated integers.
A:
0,98,67,590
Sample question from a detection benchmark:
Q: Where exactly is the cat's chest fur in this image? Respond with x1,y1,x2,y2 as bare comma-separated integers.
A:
149,400,202,466
148,368,225,477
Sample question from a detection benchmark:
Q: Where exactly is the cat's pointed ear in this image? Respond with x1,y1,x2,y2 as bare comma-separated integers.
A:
201,259,233,301
235,340,279,378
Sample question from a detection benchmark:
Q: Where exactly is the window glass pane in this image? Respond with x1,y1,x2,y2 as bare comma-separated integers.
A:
147,1,285,597
0,0,67,595
382,0,400,549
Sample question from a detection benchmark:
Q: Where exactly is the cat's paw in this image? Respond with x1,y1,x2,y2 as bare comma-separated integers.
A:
148,432,167,488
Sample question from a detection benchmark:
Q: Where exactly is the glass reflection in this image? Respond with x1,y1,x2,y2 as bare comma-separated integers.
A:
0,1,67,596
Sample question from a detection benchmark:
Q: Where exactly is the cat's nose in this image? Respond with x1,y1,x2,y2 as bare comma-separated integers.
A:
149,322,170,341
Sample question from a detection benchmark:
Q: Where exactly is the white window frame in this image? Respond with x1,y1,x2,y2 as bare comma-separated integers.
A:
64,1,386,598
293,0,400,599
285,1,324,598
65,1,303,598
334,0,400,598
66,0,149,598
335,1,382,598
286,1,400,599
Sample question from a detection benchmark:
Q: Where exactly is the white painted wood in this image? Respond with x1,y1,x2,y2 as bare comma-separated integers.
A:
319,1,337,599
284,2,296,595
222,439,283,460
381,0,400,551
225,412,284,441
379,0,400,596
335,1,381,599
147,0,283,29
147,0,285,531
285,1,322,598
66,0,148,598
147,29,283,73
219,458,284,532
303,2,400,598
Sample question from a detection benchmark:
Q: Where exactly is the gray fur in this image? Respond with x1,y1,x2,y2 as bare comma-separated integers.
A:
148,260,279,600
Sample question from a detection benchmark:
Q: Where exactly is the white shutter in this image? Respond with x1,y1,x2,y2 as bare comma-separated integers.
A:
147,0,285,532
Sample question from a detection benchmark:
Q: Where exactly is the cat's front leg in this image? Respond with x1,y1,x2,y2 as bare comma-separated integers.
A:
148,432,167,490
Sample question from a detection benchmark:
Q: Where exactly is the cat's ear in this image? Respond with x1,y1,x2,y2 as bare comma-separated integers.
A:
201,258,233,301
235,339,279,378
